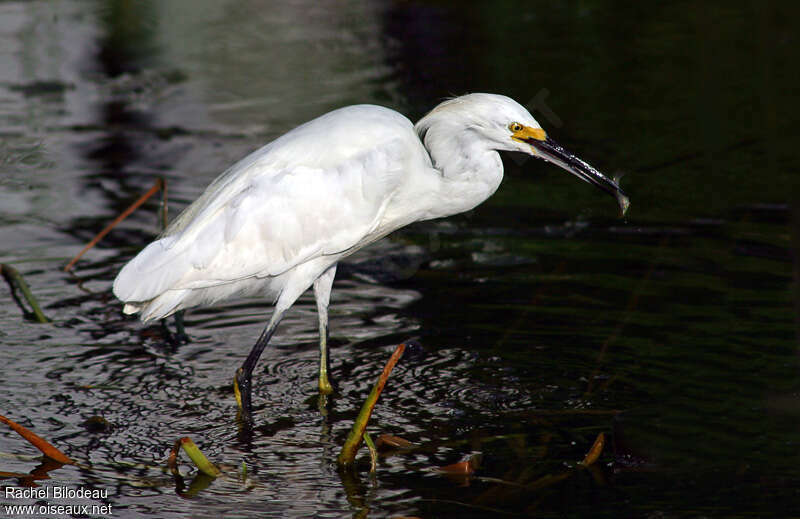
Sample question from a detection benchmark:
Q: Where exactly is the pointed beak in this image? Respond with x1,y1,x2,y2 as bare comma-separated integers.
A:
513,128,630,216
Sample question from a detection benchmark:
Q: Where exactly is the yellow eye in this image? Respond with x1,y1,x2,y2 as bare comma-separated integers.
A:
509,122,523,132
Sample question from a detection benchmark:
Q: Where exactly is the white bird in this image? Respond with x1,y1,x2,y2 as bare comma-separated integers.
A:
113,93,629,415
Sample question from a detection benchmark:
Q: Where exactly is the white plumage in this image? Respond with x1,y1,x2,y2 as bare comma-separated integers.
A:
113,93,628,413
114,105,418,317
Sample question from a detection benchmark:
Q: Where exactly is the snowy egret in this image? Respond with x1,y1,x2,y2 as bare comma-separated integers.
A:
113,93,629,415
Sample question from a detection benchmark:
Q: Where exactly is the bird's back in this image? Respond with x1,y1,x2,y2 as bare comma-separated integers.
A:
113,104,428,320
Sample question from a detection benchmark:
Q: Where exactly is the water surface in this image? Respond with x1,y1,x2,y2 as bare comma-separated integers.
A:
1,1,798,517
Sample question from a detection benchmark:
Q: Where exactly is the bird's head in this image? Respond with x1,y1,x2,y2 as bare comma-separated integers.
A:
417,93,630,216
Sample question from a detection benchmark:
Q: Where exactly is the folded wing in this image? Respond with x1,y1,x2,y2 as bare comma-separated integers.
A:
113,134,410,310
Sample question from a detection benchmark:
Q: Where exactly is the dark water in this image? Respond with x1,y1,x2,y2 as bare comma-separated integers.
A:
1,1,798,517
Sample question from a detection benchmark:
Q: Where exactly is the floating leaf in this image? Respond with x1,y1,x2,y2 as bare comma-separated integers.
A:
579,432,605,467
437,453,481,476
0,471,34,478
375,434,414,450
0,414,73,464
82,415,112,433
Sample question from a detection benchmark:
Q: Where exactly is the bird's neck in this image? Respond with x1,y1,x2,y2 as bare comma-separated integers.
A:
423,128,505,219
380,123,505,232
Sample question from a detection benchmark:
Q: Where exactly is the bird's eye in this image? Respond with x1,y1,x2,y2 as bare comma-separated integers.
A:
509,122,523,132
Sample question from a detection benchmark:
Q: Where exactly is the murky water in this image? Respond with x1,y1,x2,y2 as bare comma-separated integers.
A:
1,1,798,517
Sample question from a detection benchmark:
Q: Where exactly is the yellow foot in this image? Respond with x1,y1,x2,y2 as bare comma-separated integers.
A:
318,373,334,395
233,369,244,411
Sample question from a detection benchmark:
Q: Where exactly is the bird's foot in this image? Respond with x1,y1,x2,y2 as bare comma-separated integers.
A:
234,368,253,420
318,371,334,395
169,330,190,347
174,329,190,345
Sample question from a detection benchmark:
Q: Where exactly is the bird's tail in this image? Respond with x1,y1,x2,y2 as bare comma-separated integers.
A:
121,289,189,322
113,235,192,321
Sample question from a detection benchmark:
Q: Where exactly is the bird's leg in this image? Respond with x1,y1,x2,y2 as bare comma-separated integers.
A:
160,311,188,348
235,311,282,418
173,310,188,344
313,265,337,395
317,319,333,396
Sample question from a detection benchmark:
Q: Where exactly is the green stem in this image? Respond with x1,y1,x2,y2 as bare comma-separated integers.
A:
179,437,221,477
0,264,49,323
363,431,377,473
337,343,405,468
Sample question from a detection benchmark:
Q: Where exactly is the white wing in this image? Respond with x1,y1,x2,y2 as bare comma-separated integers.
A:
113,105,422,305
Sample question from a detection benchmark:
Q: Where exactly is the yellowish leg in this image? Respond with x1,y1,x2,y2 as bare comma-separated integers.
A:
314,265,337,395
318,331,334,395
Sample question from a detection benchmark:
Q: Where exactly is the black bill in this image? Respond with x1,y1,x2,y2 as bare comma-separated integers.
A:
528,136,630,216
